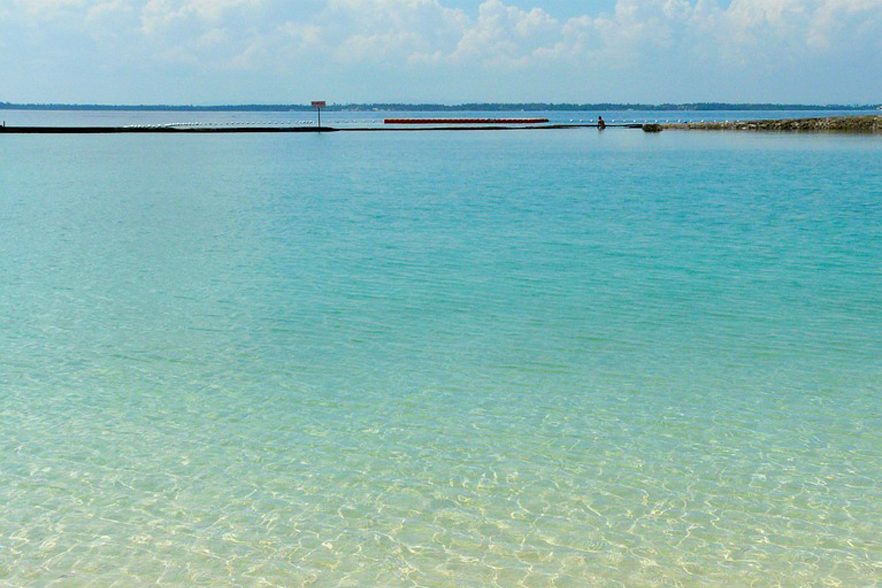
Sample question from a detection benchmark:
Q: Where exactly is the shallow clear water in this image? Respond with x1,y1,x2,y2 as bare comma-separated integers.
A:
1,128,881,587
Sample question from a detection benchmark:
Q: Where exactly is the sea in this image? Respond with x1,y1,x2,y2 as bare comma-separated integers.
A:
1,109,881,587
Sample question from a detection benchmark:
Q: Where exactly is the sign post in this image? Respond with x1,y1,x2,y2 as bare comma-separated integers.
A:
311,101,326,131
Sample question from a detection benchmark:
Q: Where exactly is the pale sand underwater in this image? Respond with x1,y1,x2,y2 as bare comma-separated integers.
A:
2,126,881,586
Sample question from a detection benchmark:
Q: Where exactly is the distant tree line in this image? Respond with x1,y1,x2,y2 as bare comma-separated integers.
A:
1,101,879,112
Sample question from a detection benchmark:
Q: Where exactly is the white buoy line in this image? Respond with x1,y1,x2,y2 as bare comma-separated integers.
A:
117,116,715,130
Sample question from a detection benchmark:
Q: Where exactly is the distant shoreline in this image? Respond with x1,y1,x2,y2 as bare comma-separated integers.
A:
2,102,880,113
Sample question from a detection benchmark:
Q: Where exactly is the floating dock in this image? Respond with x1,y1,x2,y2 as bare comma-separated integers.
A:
384,118,549,125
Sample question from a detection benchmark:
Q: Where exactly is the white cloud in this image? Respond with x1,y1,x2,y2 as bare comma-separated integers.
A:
453,0,559,63
806,0,882,48
2,0,881,101
12,0,88,18
140,0,262,35
86,0,133,22
280,22,323,49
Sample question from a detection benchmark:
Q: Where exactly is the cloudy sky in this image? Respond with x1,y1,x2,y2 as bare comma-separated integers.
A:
1,0,880,104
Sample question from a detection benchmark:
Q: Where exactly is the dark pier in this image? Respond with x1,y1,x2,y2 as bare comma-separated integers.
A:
0,126,336,134
1,123,644,134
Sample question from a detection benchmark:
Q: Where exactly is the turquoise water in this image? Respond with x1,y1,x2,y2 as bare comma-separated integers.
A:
2,128,881,587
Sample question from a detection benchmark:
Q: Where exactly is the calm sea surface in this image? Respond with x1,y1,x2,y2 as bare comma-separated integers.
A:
2,124,882,587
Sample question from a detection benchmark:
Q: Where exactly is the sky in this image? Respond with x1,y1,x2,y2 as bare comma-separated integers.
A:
0,0,880,104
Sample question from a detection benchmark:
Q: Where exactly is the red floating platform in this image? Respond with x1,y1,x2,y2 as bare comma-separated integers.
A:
384,118,549,125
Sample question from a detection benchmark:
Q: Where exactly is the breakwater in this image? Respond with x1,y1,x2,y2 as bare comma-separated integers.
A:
663,115,882,132
0,123,642,134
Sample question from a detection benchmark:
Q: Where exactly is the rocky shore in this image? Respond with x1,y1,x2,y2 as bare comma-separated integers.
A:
661,115,882,133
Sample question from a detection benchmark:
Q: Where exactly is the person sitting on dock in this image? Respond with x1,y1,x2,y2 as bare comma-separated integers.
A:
598,116,606,130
